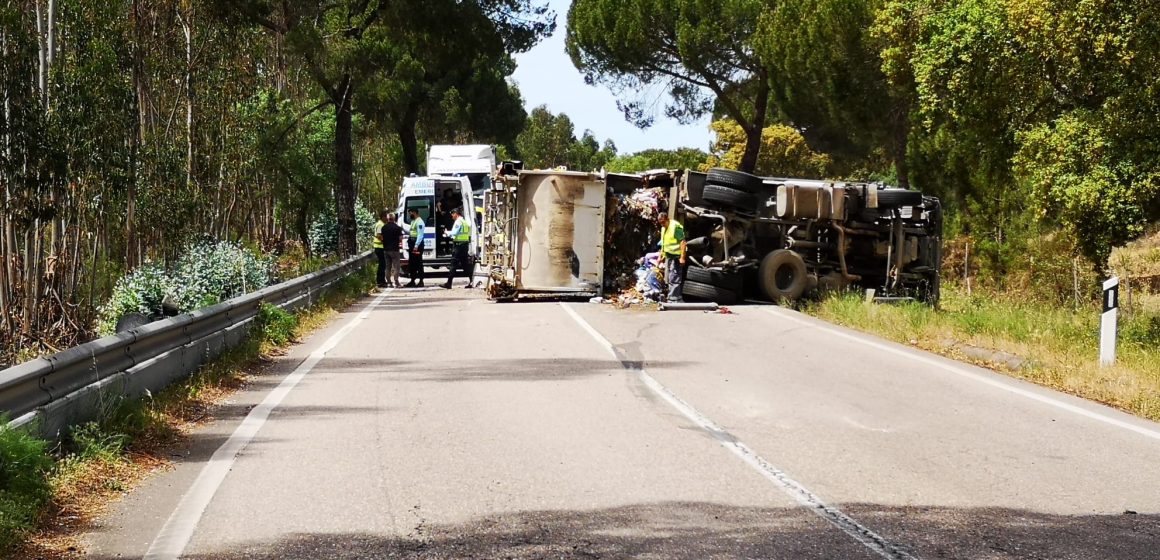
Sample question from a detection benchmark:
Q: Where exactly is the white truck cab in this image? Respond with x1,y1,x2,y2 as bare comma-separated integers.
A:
397,175,479,269
426,144,496,196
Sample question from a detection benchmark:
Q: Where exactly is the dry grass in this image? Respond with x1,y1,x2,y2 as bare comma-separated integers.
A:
1110,226,1160,314
5,268,375,560
809,285,1160,422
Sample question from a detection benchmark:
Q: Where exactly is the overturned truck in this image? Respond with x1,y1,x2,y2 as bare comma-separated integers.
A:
677,169,943,305
482,167,942,305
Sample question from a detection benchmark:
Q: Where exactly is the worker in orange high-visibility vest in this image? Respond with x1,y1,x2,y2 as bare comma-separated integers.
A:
658,211,687,302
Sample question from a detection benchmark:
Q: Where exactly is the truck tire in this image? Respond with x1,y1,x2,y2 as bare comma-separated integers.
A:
706,168,763,193
703,184,757,211
759,249,809,302
877,188,924,208
682,280,739,305
686,266,743,291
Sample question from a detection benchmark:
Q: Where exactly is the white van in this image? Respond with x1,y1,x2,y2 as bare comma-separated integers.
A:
396,175,479,271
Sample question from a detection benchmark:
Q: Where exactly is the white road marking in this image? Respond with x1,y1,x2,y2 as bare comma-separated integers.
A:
560,303,917,560
144,290,392,560
764,307,1160,443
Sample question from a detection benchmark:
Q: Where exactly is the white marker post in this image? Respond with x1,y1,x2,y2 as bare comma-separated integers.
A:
1100,277,1120,367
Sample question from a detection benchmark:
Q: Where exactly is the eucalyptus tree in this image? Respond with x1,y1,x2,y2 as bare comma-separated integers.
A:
209,1,552,254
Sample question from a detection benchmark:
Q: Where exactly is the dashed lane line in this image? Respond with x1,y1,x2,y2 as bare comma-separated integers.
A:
560,303,918,560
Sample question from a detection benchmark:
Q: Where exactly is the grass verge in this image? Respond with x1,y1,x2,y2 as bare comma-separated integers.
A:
806,284,1160,421
0,266,374,559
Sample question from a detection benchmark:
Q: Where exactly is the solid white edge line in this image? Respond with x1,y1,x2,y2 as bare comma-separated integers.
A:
143,289,392,560
559,303,916,560
763,307,1160,443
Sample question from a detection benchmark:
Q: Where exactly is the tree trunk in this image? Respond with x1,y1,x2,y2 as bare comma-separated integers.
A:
893,105,911,190
181,1,195,192
738,78,770,174
399,103,421,175
334,76,358,257
126,0,145,269
399,127,419,176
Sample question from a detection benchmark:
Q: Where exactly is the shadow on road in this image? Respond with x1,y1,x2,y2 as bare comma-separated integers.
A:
120,501,1157,560
313,357,693,383
424,358,686,383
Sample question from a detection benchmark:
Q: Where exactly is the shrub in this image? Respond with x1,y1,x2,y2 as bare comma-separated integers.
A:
0,421,54,552
171,239,274,311
308,201,376,256
255,303,298,346
97,240,274,336
67,422,130,462
96,264,174,335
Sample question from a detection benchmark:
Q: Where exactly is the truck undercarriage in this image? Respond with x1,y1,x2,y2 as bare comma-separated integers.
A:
679,171,943,305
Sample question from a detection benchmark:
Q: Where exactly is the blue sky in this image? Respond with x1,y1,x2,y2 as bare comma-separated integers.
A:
510,0,713,155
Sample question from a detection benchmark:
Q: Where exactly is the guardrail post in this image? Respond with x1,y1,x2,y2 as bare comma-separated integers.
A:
1100,276,1119,367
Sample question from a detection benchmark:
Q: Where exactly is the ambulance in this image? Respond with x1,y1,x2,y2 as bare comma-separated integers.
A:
397,145,494,271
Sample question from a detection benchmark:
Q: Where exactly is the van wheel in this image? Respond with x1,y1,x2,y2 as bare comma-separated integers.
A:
760,250,809,302
682,281,739,305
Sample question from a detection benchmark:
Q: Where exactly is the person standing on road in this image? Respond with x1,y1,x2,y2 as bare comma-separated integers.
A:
373,210,388,288
381,213,405,288
658,211,687,303
441,208,473,289
405,208,426,288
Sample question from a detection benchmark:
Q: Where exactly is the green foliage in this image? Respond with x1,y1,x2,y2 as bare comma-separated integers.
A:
514,106,617,170
308,201,377,257
0,422,54,552
755,0,904,173
706,120,832,178
874,0,1160,267
97,264,175,335
172,239,275,312
1014,112,1160,266
255,303,299,347
605,148,709,173
67,422,130,463
97,241,274,335
566,0,771,171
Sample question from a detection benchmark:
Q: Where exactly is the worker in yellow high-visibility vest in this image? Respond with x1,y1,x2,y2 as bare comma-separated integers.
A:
373,210,388,288
441,208,474,289
658,211,687,302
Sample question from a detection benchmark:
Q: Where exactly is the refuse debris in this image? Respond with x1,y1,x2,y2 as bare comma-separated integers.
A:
486,273,517,300
604,187,667,293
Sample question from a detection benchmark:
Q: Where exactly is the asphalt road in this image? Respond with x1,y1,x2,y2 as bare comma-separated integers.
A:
86,284,1160,559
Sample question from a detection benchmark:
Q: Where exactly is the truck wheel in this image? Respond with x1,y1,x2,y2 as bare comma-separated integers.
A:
877,188,924,208
759,249,809,302
686,266,743,291
703,184,757,211
682,281,739,305
706,168,764,193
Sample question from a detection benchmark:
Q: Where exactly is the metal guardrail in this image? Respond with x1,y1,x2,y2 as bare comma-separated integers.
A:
0,251,373,439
